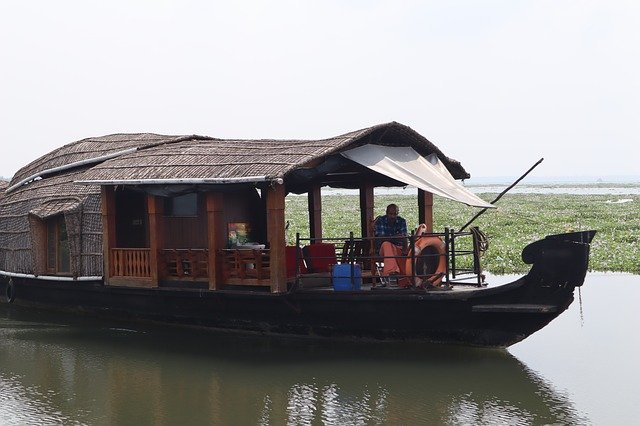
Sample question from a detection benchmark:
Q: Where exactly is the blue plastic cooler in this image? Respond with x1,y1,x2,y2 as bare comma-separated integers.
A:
332,263,362,291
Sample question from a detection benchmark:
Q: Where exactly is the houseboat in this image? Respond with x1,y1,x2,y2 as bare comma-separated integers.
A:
0,122,594,346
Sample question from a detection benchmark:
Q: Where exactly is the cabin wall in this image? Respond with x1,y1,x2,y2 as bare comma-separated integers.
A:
163,195,207,249
222,188,265,247
159,189,263,250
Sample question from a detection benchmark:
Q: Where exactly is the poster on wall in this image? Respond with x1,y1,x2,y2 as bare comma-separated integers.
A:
228,222,251,247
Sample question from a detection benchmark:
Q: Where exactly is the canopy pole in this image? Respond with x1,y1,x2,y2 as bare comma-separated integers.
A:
418,189,433,232
308,185,322,242
460,158,544,232
360,183,374,238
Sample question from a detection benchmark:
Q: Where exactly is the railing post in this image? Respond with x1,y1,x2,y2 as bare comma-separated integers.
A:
450,228,457,279
410,230,416,287
472,226,482,287
295,232,300,274
444,227,451,285
295,232,301,288
110,249,116,276
349,231,354,289
175,249,184,277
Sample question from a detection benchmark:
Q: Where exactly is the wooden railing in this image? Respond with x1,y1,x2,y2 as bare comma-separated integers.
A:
109,247,274,286
110,248,151,278
160,249,209,280
220,248,271,286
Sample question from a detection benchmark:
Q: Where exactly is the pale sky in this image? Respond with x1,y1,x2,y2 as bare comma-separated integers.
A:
1,1,638,180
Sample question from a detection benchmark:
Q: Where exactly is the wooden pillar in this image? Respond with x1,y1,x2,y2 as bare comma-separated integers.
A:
147,195,162,288
206,192,225,290
266,183,287,293
308,185,322,242
101,186,116,285
418,189,434,232
359,183,374,238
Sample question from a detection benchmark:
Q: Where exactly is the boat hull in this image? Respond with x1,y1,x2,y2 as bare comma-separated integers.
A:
0,231,595,347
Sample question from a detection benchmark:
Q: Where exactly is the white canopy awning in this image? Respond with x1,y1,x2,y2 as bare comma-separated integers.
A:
341,145,494,208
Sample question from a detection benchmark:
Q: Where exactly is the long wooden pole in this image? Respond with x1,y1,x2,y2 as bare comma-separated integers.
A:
460,158,544,232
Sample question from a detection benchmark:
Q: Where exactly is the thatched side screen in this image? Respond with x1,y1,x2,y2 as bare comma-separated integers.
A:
0,193,39,274
0,170,103,277
80,194,103,276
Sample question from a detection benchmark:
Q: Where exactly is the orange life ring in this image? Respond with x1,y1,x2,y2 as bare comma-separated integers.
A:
405,235,446,286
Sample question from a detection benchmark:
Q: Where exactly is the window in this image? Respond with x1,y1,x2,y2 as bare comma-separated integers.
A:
165,193,198,217
46,216,70,274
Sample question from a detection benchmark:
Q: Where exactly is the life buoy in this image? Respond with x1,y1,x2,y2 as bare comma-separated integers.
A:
5,278,15,303
405,235,447,286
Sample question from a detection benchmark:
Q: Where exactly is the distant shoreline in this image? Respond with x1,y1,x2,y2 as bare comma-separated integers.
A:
317,182,640,196
465,176,640,185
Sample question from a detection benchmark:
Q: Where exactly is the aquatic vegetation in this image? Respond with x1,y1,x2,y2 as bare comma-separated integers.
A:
285,193,640,274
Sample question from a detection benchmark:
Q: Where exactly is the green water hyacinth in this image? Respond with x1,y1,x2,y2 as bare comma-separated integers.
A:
285,193,640,275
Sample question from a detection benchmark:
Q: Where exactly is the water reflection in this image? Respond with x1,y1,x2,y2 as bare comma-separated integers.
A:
0,306,586,425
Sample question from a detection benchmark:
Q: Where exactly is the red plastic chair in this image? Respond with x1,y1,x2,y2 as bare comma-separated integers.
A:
302,243,337,273
285,246,308,278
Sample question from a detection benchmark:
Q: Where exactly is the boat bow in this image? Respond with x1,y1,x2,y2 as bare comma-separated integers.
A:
522,230,596,289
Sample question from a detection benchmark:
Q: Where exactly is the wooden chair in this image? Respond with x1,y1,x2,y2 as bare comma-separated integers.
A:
340,239,371,270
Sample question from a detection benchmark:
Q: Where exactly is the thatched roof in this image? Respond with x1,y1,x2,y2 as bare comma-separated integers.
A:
5,122,471,200
0,181,7,202
4,133,209,207
76,122,470,189
9,133,212,191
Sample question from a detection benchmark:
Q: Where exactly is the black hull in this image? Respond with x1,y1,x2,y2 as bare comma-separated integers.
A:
0,231,595,347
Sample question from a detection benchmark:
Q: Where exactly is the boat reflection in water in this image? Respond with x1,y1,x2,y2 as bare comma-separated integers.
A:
0,306,585,425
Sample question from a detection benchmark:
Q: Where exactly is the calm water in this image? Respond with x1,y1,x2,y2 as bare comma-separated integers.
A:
0,273,638,425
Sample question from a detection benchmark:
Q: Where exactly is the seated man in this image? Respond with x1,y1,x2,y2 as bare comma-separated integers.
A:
374,204,408,281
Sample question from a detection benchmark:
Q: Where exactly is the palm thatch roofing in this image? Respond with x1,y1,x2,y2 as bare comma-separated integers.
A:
75,122,470,193
0,181,7,204
8,134,212,192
